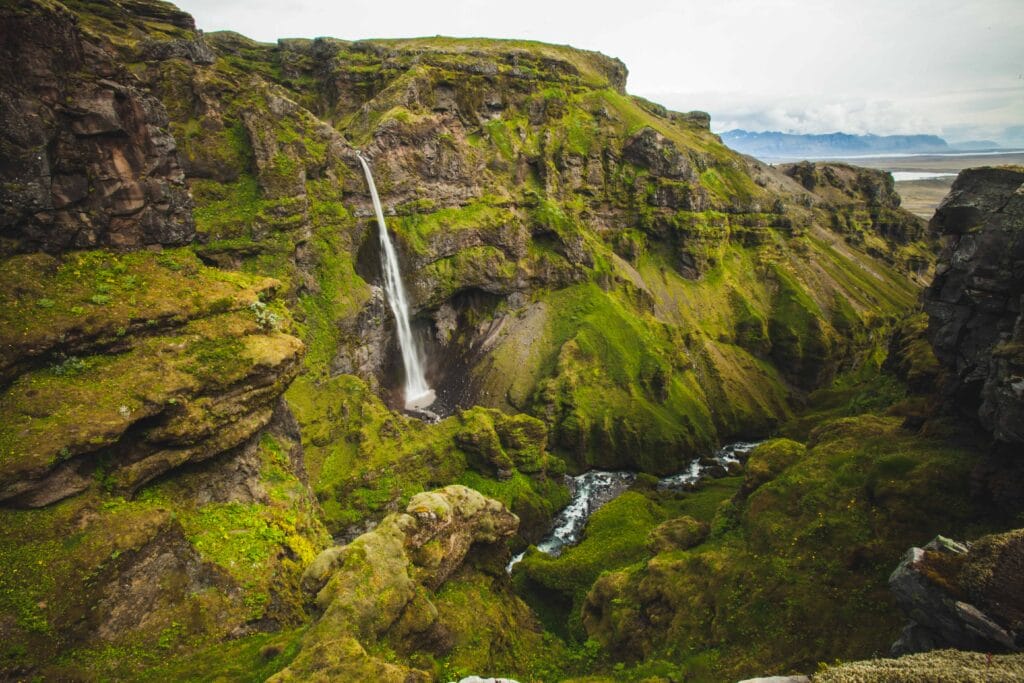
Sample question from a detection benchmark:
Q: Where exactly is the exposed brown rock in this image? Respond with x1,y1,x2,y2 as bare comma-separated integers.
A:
0,0,195,254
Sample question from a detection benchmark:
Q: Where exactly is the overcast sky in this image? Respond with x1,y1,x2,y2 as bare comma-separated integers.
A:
175,0,1024,144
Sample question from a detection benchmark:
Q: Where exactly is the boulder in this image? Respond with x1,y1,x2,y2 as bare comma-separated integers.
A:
274,486,518,681
888,531,1024,656
646,515,709,553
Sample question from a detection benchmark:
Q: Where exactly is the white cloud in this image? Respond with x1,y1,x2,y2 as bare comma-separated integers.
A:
173,0,1024,144
641,87,1024,143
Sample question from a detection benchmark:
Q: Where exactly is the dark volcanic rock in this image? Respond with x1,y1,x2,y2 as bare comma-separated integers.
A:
888,531,1024,656
779,161,927,248
0,0,194,254
622,127,697,180
923,167,1024,448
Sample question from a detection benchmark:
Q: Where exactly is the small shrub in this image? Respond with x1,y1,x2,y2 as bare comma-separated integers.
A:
250,301,281,331
156,253,183,271
51,356,89,377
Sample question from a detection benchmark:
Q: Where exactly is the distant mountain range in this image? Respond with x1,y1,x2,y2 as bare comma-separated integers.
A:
720,130,1001,159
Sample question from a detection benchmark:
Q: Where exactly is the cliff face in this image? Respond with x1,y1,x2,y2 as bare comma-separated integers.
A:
121,9,928,479
0,0,197,252
779,161,932,278
0,2,322,675
919,166,1024,512
924,167,1024,447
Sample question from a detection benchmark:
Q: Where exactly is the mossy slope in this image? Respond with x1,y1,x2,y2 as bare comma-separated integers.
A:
578,417,1006,681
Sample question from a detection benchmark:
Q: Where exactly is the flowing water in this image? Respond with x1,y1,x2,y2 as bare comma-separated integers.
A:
507,440,763,571
356,153,435,411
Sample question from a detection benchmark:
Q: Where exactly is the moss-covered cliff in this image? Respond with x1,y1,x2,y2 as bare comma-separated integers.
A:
97,0,928,477
4,0,1016,681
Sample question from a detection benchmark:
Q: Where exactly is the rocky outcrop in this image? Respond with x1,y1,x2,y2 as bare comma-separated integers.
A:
888,531,1024,655
0,392,329,678
623,127,698,181
330,285,389,386
646,515,708,553
923,167,1024,450
0,0,195,253
455,408,551,480
813,649,1024,682
782,162,902,210
0,249,304,506
271,485,518,681
779,162,929,274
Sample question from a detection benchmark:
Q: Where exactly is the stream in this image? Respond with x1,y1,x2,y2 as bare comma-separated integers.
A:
506,441,763,572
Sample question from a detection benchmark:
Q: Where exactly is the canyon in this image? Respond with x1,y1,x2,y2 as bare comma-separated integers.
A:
0,1,1022,681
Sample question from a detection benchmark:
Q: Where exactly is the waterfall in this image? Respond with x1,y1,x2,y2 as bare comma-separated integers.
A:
356,153,436,411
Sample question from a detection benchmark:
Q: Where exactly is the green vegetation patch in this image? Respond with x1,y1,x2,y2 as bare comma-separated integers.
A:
580,415,1006,682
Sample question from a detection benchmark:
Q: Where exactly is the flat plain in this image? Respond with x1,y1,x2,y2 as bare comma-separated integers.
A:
849,152,1024,220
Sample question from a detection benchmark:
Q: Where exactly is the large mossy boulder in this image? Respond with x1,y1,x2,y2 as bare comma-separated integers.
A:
646,515,709,553
739,438,806,497
271,485,518,681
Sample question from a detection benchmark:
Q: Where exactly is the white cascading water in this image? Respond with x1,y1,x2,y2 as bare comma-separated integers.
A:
506,441,763,572
356,153,436,411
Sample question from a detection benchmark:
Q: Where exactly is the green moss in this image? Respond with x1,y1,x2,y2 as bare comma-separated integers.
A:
432,569,570,682
0,248,280,376
667,476,744,523
887,312,942,392
0,308,298,484
191,175,265,241
517,491,669,635
582,416,1006,681
390,199,517,254
739,439,806,496
458,470,569,547
0,491,250,676
286,377,563,537
484,118,519,159
766,263,836,386
184,337,249,385
531,283,727,472
136,629,305,682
